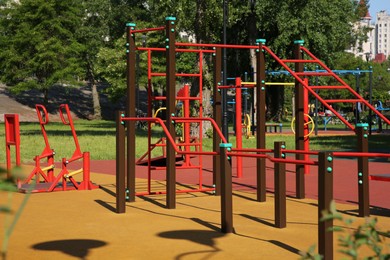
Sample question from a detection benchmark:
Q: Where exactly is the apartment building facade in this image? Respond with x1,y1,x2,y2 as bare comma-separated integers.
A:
375,10,390,62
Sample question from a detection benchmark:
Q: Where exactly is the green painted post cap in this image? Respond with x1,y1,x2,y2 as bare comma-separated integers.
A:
126,23,136,27
219,143,232,148
356,123,369,128
166,17,176,21
256,39,266,44
294,40,304,44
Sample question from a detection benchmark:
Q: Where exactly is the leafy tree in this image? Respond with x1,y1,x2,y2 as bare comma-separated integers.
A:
77,0,111,119
0,0,84,105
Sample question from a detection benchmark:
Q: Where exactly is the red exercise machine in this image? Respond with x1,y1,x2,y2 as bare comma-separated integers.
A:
19,104,98,193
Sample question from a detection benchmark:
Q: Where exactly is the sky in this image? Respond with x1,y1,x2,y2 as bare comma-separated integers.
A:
369,0,390,20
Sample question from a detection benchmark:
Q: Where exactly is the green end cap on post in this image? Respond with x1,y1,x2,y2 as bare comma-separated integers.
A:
166,16,176,21
256,39,266,44
294,40,304,45
126,23,136,27
356,123,369,128
219,143,232,148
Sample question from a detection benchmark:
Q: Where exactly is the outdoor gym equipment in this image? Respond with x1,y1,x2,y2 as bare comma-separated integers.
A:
21,105,56,186
374,100,390,132
19,104,98,193
290,113,315,137
118,17,390,210
116,18,390,260
135,84,207,196
4,114,21,177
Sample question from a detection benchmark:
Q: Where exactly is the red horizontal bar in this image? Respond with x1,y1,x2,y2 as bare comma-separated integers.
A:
176,42,259,49
272,158,318,166
333,152,390,158
370,175,390,182
324,99,360,103
131,26,165,34
281,59,319,63
283,149,319,155
177,96,201,101
151,165,202,170
171,117,228,143
227,152,268,159
150,72,201,77
309,86,349,89
231,148,273,153
176,73,201,77
137,47,215,53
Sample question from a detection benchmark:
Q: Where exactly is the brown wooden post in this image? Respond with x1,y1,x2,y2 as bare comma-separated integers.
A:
274,141,286,228
116,111,126,213
213,47,222,196
356,123,370,217
294,40,305,199
256,39,267,202
220,143,233,233
165,17,177,209
318,151,334,259
126,23,136,202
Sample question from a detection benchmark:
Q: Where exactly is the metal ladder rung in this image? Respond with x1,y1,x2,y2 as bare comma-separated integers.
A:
281,59,319,63
309,85,349,89
323,99,362,103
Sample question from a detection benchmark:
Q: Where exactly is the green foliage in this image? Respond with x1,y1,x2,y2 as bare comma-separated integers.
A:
300,201,390,259
0,0,84,104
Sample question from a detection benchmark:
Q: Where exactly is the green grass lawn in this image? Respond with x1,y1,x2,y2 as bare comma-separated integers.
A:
0,119,389,163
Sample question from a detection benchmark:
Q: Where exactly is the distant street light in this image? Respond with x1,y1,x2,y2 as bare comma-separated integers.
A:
365,52,371,62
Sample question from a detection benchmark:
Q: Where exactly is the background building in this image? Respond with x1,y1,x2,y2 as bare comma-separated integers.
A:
375,10,390,62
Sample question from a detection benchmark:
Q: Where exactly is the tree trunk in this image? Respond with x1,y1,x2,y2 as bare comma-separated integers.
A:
91,81,102,120
87,61,102,120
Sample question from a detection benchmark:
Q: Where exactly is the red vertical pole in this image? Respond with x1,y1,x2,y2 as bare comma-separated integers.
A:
198,51,204,190
184,84,190,166
235,78,243,178
82,152,90,190
303,78,310,175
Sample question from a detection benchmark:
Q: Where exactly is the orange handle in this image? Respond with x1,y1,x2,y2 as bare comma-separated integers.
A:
35,105,49,125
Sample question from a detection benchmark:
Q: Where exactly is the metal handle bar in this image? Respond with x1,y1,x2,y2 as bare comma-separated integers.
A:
35,104,49,125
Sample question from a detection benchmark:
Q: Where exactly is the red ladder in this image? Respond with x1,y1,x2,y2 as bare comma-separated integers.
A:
262,45,390,130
